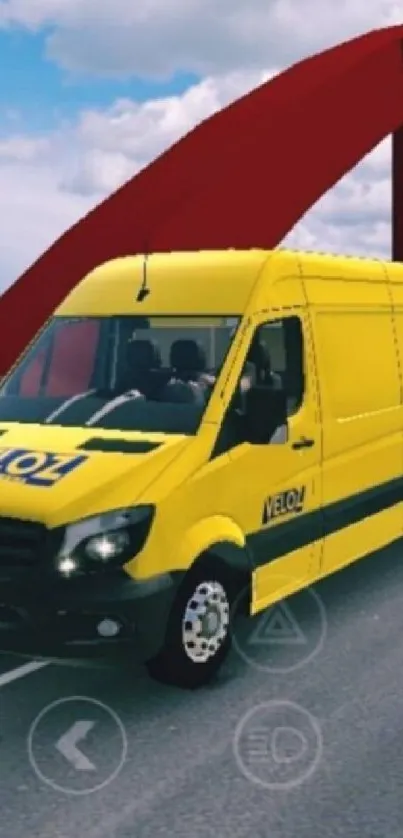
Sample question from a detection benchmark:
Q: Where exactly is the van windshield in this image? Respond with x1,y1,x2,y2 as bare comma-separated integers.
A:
0,315,239,435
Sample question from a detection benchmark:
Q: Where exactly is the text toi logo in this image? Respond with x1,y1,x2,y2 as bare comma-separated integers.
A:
263,486,306,525
0,448,87,487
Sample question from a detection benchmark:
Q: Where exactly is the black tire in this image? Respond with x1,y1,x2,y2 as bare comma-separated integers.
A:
145,559,237,689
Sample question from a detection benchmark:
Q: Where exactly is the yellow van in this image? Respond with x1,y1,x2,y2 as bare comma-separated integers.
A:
0,248,401,688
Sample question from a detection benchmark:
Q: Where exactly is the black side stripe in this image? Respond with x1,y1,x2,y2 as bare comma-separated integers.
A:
246,474,403,566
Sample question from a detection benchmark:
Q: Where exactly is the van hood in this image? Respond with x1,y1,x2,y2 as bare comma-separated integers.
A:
0,423,190,527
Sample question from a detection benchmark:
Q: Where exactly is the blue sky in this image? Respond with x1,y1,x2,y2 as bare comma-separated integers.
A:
0,28,198,134
0,0,397,291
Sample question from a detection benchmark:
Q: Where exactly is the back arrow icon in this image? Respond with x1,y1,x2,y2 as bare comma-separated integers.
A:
56,720,96,771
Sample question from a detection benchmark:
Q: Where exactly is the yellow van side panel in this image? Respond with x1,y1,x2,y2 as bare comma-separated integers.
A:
387,260,403,380
301,255,403,579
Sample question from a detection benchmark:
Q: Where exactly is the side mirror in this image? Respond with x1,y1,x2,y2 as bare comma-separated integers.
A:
244,385,288,444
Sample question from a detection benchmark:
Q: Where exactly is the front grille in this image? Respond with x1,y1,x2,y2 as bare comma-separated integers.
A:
0,517,47,567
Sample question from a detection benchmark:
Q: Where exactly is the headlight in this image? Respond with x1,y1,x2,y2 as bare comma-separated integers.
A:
55,505,155,574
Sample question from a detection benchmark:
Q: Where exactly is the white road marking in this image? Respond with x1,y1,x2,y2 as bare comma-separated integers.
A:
56,720,96,771
0,659,49,687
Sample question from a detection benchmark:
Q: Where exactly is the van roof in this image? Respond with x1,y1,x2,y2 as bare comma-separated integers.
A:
56,248,392,318
56,250,272,316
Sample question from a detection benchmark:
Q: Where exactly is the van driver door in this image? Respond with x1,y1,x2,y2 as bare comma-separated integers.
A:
217,309,323,613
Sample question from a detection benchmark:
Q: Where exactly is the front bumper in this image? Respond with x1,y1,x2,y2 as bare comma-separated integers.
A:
0,569,183,662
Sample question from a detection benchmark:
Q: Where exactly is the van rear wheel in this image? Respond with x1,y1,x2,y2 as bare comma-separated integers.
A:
145,561,236,689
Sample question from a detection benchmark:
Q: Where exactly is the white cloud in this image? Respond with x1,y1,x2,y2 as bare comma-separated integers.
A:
63,148,136,196
0,0,399,291
0,68,278,289
0,0,401,79
70,69,273,182
0,157,89,287
0,135,50,161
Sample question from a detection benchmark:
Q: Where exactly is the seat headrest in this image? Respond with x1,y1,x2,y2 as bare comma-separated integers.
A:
163,380,205,405
126,339,162,369
170,339,206,372
248,337,272,371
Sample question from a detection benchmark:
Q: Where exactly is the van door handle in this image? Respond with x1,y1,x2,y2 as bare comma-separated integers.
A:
292,437,315,450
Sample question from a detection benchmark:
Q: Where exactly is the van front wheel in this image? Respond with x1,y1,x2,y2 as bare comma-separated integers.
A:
145,562,236,689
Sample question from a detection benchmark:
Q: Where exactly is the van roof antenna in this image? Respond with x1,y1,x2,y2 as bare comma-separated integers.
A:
136,252,151,302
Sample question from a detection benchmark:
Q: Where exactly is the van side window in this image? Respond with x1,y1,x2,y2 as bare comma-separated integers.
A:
213,316,305,456
264,316,304,415
240,316,304,417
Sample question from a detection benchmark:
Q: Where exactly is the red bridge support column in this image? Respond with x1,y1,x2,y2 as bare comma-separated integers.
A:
392,126,403,261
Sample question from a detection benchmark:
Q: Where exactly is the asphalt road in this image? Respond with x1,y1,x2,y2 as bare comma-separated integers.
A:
0,543,403,838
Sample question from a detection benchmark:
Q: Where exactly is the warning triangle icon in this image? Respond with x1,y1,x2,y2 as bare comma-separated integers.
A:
248,601,307,646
